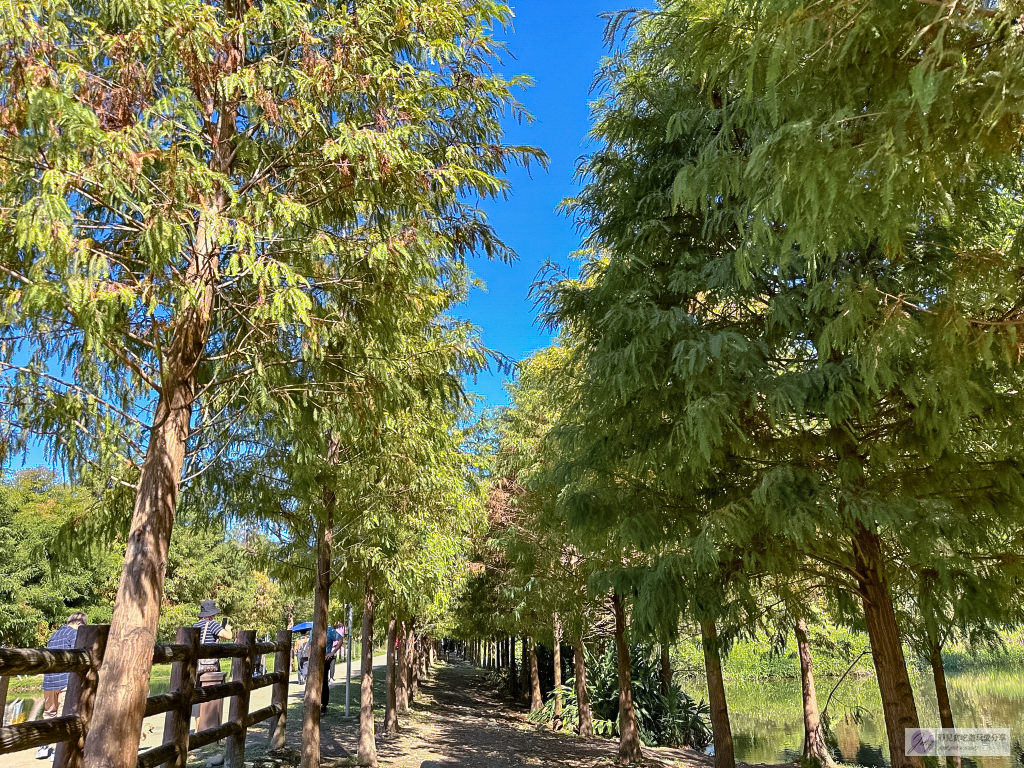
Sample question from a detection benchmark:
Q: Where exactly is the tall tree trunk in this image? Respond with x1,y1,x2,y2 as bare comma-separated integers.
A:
398,620,413,713
553,613,563,725
795,617,835,768
529,637,543,712
82,110,229,768
660,643,672,696
853,525,922,768
384,616,398,734
612,593,643,765
928,636,960,768
395,622,407,712
410,635,420,701
520,634,531,701
574,634,594,737
701,618,735,768
508,636,519,696
300,495,333,768
357,579,377,767
82,325,211,767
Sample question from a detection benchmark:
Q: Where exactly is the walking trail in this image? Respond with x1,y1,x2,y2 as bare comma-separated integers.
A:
244,657,718,768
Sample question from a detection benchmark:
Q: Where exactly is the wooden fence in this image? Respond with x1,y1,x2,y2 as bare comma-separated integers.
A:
0,625,291,768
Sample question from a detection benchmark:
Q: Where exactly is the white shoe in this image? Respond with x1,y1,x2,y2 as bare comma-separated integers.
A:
35,746,51,760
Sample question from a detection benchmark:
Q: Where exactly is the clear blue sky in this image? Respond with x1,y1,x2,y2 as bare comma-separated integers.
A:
460,1,636,411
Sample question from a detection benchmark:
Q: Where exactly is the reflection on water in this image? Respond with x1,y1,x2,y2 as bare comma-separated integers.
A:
680,669,1024,768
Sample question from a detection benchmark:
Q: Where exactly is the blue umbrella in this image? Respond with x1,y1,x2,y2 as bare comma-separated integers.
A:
291,621,314,632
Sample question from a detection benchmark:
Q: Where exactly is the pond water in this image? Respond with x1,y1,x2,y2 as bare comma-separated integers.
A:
679,669,1024,768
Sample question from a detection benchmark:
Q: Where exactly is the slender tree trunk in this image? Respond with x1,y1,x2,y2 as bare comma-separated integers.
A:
520,634,531,700
553,613,563,725
853,525,922,768
508,636,519,696
701,618,735,768
357,579,377,767
928,637,960,768
398,620,412,713
384,616,398,734
574,634,594,737
395,622,407,712
612,594,643,765
796,617,835,768
300,495,333,768
660,643,672,696
529,637,543,712
411,635,420,701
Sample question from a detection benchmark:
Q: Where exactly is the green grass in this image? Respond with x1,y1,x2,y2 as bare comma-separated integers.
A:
672,626,1024,682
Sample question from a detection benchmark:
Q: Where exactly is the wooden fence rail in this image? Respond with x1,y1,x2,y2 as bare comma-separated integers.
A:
0,625,291,768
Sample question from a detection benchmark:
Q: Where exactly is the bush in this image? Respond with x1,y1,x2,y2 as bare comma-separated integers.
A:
528,643,712,750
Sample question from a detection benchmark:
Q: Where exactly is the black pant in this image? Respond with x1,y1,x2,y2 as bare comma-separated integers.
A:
321,657,330,710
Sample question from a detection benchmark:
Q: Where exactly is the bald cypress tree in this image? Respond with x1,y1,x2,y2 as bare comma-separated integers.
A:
541,6,1024,768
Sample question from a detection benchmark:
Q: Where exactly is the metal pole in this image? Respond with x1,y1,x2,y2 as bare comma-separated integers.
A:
345,602,353,717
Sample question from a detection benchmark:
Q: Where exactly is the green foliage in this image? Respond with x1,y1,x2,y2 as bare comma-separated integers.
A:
0,469,119,645
537,644,713,749
0,469,289,644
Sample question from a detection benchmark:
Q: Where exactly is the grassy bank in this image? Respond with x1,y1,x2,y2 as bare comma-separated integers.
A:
672,627,1024,681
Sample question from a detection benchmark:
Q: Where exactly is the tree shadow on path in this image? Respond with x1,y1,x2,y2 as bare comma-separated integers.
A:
241,657,718,768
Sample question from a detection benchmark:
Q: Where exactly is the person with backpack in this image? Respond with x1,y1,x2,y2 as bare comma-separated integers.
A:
192,600,233,732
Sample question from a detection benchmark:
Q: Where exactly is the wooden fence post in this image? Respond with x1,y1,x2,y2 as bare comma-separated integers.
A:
53,624,109,768
268,630,290,750
224,631,255,768
0,675,8,724
162,627,199,768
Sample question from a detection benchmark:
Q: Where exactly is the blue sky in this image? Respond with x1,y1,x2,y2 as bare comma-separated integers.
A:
459,1,633,411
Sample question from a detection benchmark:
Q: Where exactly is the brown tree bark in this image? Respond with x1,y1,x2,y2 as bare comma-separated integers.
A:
384,616,398,734
357,579,378,767
853,525,923,768
395,622,407,712
508,636,519,696
795,617,835,768
612,593,643,765
928,636,960,768
520,634,531,701
553,613,563,725
660,643,672,696
397,620,413,713
300,495,334,768
573,635,594,737
410,635,420,701
701,618,735,768
529,637,543,712
81,297,213,767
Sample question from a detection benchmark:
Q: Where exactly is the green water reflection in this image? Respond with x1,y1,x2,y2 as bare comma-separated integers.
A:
679,669,1024,768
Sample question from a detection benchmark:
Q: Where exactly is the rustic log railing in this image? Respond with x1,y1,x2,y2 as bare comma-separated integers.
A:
0,625,291,768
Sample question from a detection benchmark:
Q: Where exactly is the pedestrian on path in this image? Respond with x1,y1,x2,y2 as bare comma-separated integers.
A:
192,600,233,732
37,613,88,760
321,622,342,714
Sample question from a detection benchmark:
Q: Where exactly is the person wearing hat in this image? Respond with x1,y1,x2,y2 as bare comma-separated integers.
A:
192,600,233,732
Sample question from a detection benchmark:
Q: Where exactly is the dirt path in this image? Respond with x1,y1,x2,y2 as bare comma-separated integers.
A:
246,658,719,768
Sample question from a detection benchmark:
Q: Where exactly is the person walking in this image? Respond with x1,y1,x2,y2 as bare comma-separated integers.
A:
191,600,232,733
321,622,342,714
294,631,310,684
37,613,87,759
